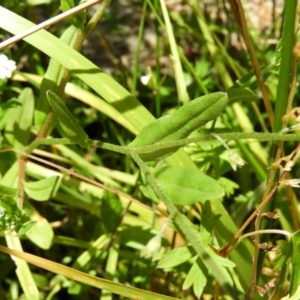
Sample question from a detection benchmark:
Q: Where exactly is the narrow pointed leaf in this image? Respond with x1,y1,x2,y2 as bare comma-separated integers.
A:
47,90,88,146
129,92,227,160
61,0,86,29
290,233,300,295
35,25,78,130
5,88,34,149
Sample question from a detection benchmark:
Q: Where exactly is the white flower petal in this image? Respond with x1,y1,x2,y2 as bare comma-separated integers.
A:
228,151,246,171
140,234,162,260
282,179,300,188
141,74,151,86
0,54,17,79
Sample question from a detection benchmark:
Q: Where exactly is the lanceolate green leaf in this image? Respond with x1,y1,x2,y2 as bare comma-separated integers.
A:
46,90,88,146
129,92,227,160
0,6,155,131
0,244,181,300
5,88,34,150
290,232,300,296
152,166,224,205
35,25,78,131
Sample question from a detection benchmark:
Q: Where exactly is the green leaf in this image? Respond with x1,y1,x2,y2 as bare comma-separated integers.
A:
35,25,78,131
24,176,62,201
101,192,122,233
0,184,18,197
183,258,207,299
153,166,224,205
290,234,300,295
0,100,21,131
60,0,86,29
26,217,54,249
157,246,194,269
200,201,221,245
5,235,40,300
46,90,88,146
227,87,259,104
283,286,300,300
17,221,37,236
218,177,239,197
129,92,228,160
5,88,34,149
214,254,236,268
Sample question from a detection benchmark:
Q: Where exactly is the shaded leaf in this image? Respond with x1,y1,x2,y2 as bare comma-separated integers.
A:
5,88,34,149
24,176,62,201
290,234,300,295
47,90,88,147
200,201,221,245
157,246,194,269
61,0,86,29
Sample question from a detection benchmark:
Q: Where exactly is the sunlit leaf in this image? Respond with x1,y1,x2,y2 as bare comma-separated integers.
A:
24,176,62,201
129,92,228,161
183,258,207,299
153,166,224,205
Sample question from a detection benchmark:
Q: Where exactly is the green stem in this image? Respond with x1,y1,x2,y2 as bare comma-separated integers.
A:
131,0,147,95
273,0,297,132
130,151,237,296
26,132,300,157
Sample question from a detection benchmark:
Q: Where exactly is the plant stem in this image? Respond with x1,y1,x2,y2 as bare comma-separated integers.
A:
228,0,274,125
130,151,237,295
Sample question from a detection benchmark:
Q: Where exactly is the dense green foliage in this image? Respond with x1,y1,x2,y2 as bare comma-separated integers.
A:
0,0,299,299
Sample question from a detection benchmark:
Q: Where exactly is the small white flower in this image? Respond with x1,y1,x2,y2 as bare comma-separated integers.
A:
140,234,162,260
228,151,246,171
281,179,300,188
0,54,17,80
140,74,151,86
